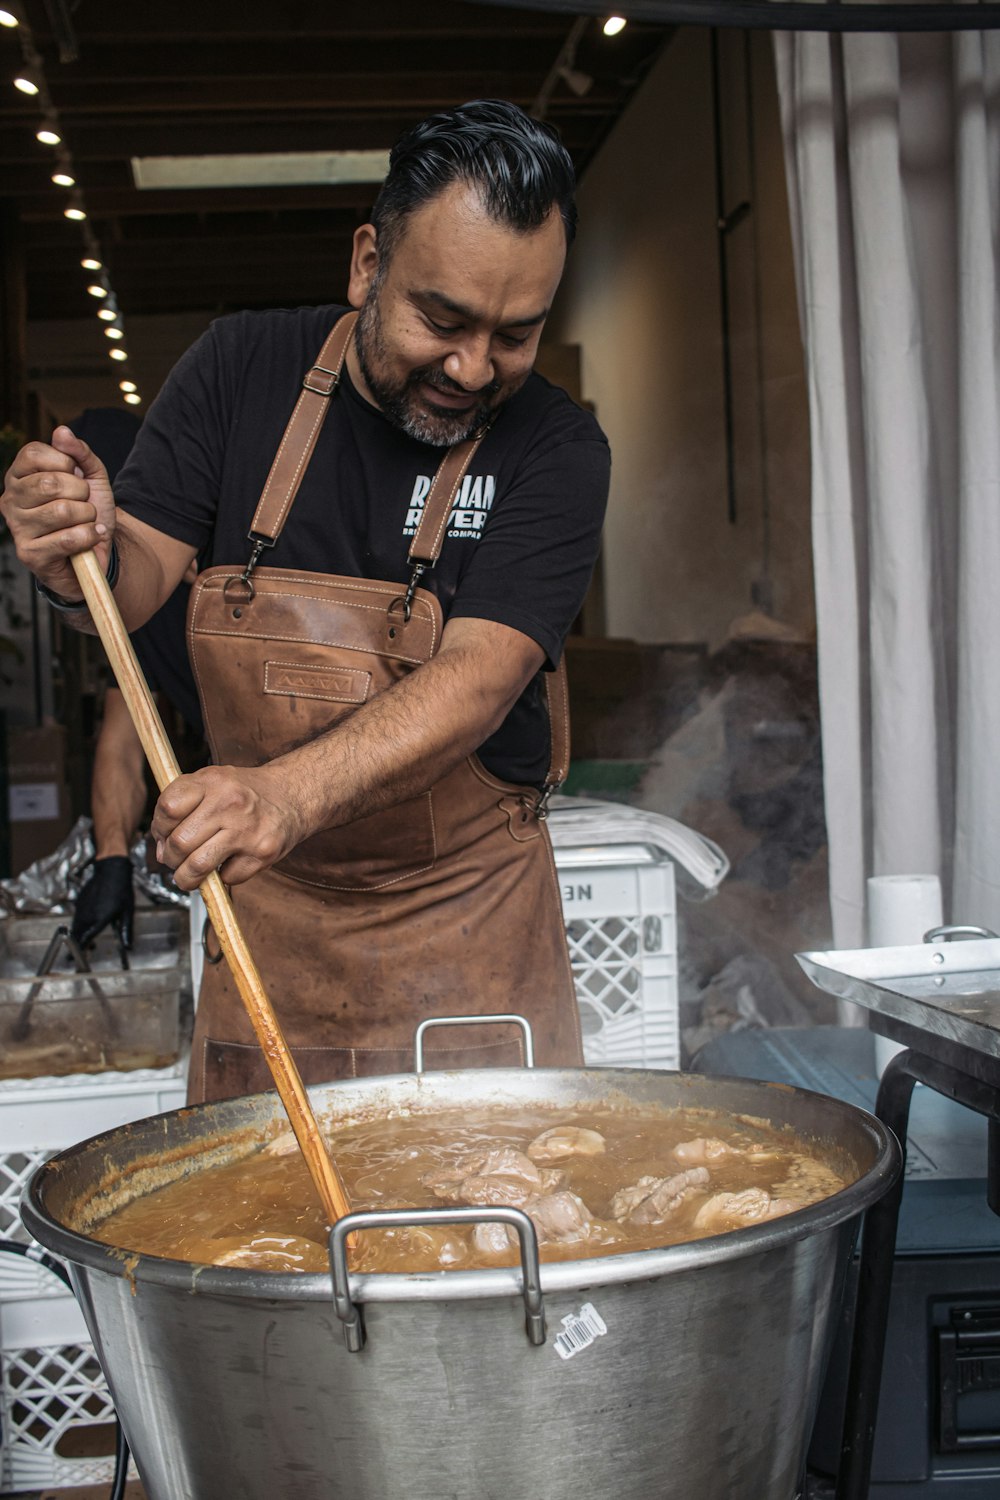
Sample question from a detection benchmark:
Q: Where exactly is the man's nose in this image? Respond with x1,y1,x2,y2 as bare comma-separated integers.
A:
443,338,494,392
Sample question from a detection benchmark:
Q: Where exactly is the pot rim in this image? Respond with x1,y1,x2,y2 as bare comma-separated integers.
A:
20,1067,902,1302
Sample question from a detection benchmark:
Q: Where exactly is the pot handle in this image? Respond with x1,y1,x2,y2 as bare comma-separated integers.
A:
328,1206,546,1352
413,1013,536,1072
924,924,1000,942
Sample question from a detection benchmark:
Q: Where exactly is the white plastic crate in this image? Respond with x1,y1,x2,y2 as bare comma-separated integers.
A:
555,843,679,1069
0,1059,188,1301
0,1282,133,1493
550,797,728,1071
0,1065,185,1489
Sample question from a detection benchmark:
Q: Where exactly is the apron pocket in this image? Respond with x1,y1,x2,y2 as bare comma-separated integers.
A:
275,792,436,889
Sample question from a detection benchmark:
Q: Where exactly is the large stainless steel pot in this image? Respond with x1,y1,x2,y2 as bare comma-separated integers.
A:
22,1064,900,1500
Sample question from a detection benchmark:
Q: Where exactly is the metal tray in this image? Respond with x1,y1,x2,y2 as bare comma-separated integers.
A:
0,909,187,1080
797,937,1000,1061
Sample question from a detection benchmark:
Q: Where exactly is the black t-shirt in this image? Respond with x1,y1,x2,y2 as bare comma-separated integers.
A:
114,304,610,784
130,582,204,738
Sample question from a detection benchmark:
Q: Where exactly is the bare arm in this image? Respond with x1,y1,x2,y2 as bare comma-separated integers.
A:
152,615,545,890
0,427,195,631
90,687,150,857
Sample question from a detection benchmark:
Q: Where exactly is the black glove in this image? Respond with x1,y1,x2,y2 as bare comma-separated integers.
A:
71,856,135,951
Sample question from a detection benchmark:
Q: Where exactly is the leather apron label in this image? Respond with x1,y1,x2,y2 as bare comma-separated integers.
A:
264,659,371,704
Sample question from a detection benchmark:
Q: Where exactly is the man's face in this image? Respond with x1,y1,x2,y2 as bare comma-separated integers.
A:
347,181,567,445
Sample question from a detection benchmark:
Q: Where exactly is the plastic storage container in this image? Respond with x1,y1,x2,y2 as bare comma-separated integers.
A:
0,1056,187,1489
0,1268,129,1493
554,842,679,1068
549,796,728,1070
0,909,186,1080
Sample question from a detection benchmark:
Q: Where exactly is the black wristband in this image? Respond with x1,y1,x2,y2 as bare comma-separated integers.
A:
34,540,119,612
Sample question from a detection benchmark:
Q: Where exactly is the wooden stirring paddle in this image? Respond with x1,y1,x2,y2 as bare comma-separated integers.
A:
69,549,351,1227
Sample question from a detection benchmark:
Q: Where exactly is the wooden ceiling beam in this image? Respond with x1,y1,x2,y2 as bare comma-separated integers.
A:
30,35,569,80
19,184,377,220
28,0,570,43
0,114,603,163
40,73,579,114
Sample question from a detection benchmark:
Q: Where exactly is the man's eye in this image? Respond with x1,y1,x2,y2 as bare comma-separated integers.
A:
499,333,529,348
428,318,461,335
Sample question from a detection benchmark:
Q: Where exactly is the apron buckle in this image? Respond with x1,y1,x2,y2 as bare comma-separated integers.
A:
535,779,562,820
389,562,426,625
225,533,276,606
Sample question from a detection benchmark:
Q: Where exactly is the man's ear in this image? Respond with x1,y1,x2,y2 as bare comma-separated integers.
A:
347,223,379,307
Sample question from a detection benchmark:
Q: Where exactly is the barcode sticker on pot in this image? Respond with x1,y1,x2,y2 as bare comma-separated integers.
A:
553,1302,607,1361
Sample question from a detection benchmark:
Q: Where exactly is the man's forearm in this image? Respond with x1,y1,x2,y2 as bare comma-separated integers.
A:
90,690,149,856
152,617,546,891
273,621,540,836
37,513,196,636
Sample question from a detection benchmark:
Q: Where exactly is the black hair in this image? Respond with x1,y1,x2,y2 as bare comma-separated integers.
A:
371,99,577,263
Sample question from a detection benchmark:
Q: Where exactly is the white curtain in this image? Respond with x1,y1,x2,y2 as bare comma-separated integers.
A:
773,20,1000,951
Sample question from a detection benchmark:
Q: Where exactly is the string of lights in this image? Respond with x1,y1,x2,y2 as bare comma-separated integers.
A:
2,5,141,407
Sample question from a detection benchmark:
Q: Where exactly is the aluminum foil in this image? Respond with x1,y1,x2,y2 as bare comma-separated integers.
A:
0,815,190,918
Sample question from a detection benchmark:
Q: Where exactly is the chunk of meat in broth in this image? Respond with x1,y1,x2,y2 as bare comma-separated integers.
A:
671,1136,779,1167
611,1168,711,1225
209,1234,327,1271
527,1126,606,1164
471,1189,595,1257
351,1223,470,1273
692,1188,802,1233
262,1129,301,1157
472,1220,516,1257
422,1147,562,1208
530,1190,594,1243
671,1137,732,1166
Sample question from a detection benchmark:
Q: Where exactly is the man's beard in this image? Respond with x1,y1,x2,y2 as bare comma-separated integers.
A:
355,284,507,446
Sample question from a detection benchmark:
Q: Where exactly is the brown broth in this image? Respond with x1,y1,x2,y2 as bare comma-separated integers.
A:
93,1103,850,1274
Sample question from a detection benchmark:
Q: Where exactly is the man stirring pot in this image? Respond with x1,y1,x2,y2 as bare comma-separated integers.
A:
1,100,610,1102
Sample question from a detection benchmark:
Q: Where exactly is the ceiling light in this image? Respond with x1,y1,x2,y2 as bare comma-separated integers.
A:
131,148,391,191
123,393,141,406
119,380,137,393
13,72,39,96
37,127,61,145
104,326,124,340
0,10,19,27
81,256,101,270
86,283,107,298
64,206,86,220
603,15,627,35
109,347,127,360
98,306,116,321
52,171,75,187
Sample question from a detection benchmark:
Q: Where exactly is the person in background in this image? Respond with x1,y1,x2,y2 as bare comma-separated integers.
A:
69,567,204,953
2,100,610,1103
63,410,204,955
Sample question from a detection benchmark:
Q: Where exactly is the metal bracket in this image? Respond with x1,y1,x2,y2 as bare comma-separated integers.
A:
925,924,1000,943
328,1205,545,1353
413,1013,535,1073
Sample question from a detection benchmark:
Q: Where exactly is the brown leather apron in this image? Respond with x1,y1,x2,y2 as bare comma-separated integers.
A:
185,312,583,1103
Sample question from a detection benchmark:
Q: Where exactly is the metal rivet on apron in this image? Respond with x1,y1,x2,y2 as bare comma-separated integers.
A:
232,607,242,619
388,626,396,638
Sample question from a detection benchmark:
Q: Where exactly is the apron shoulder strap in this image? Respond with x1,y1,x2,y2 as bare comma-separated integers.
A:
247,310,358,546
242,317,571,799
406,432,487,568
246,310,483,567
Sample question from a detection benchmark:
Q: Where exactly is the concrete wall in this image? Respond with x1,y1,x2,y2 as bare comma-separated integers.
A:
549,27,813,648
